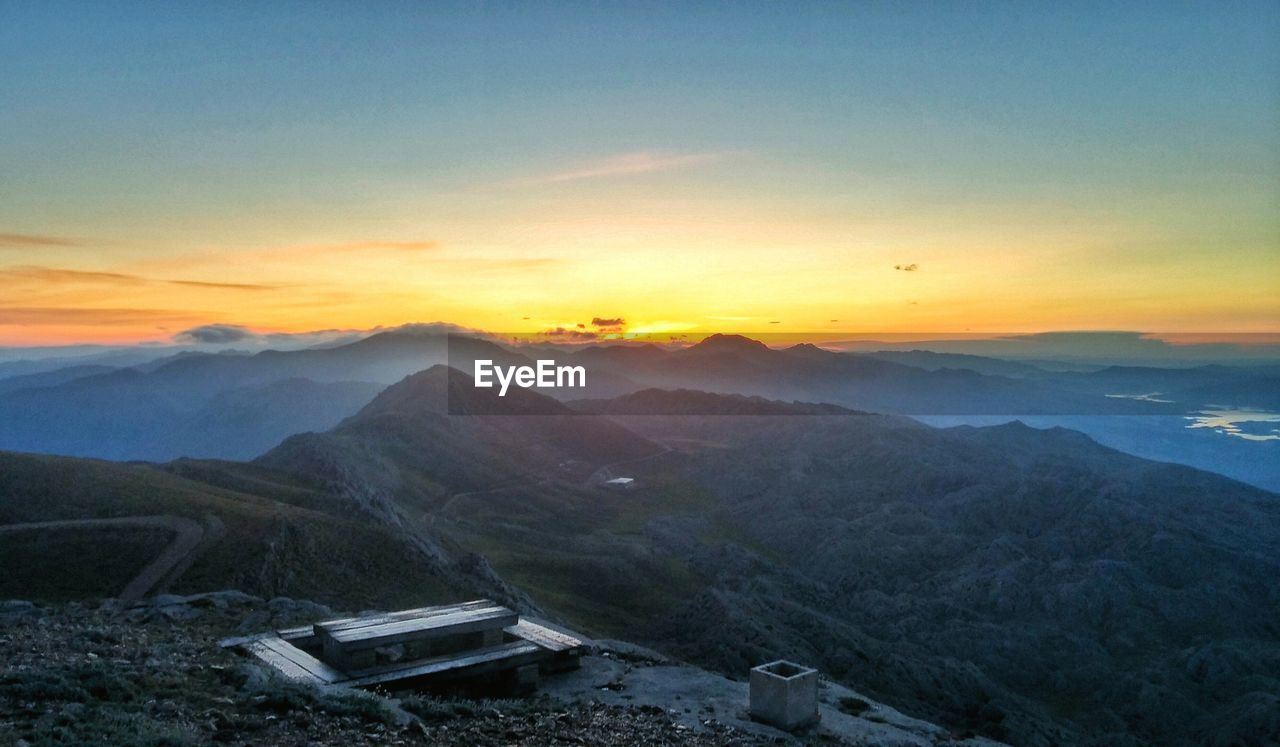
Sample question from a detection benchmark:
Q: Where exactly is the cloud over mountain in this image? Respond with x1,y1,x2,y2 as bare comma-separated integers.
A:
174,324,256,344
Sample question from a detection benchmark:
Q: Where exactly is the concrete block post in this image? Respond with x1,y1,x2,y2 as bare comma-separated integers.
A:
749,660,820,731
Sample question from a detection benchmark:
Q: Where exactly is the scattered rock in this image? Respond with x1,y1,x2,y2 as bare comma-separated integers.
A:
0,600,42,622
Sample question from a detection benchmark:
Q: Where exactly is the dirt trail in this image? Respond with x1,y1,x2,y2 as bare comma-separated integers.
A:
0,515,206,602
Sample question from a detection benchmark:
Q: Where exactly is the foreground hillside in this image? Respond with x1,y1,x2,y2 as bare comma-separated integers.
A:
613,412,1280,746
2,372,1277,746
0,598,772,747
0,595,1006,746
255,374,1280,746
0,451,499,609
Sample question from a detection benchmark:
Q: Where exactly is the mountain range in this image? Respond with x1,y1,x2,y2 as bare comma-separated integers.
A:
2,329,1275,489
2,361,1276,745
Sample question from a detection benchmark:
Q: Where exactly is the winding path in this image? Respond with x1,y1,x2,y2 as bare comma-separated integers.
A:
0,515,206,602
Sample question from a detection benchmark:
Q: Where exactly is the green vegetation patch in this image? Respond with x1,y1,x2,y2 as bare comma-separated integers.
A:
838,696,872,716
0,527,171,602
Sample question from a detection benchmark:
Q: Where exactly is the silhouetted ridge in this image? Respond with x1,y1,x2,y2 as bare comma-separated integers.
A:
782,342,832,357
354,365,573,418
259,364,659,495
570,388,859,416
685,334,772,354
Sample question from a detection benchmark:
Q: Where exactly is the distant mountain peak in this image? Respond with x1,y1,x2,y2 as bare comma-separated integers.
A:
355,364,572,418
344,365,450,417
686,334,770,353
782,342,834,359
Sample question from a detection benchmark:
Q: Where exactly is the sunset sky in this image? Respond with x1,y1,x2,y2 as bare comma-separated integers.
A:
1,2,1277,346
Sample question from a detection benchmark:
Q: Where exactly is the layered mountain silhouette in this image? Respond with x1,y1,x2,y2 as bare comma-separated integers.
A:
0,331,525,461
570,387,858,415
258,366,658,505
0,330,1247,463
544,334,1181,415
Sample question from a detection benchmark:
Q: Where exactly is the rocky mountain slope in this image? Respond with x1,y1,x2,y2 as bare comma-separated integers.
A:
0,451,497,610
614,409,1280,746
256,380,1280,746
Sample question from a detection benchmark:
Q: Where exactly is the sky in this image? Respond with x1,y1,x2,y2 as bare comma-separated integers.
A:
1,1,1277,346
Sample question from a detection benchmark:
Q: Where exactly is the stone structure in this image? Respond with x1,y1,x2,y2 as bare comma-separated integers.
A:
749,660,820,731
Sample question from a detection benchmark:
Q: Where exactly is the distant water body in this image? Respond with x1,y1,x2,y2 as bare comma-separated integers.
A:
1186,408,1280,442
915,413,1280,494
1103,395,1280,441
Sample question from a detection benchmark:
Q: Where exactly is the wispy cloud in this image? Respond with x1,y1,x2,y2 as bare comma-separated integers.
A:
173,323,256,344
171,239,443,268
3,266,143,284
467,258,559,272
168,279,279,291
517,150,736,186
0,307,203,325
3,265,280,291
418,257,560,275
317,240,441,252
0,233,83,248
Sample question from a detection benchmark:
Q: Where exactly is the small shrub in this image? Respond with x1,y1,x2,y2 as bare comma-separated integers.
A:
38,708,195,747
399,694,475,722
838,695,871,716
234,663,396,724
247,681,315,715
76,664,138,702
316,689,399,724
0,670,88,702
398,694,542,723
84,629,119,645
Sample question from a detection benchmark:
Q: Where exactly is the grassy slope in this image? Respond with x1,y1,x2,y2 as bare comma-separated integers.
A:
438,458,724,637
0,452,456,609
0,527,171,602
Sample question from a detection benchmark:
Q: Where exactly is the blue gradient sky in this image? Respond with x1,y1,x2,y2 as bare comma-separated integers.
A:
1,2,1277,343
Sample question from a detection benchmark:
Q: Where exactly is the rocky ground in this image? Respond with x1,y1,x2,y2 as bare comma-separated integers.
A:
0,595,762,746
542,639,1002,747
0,593,1001,746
